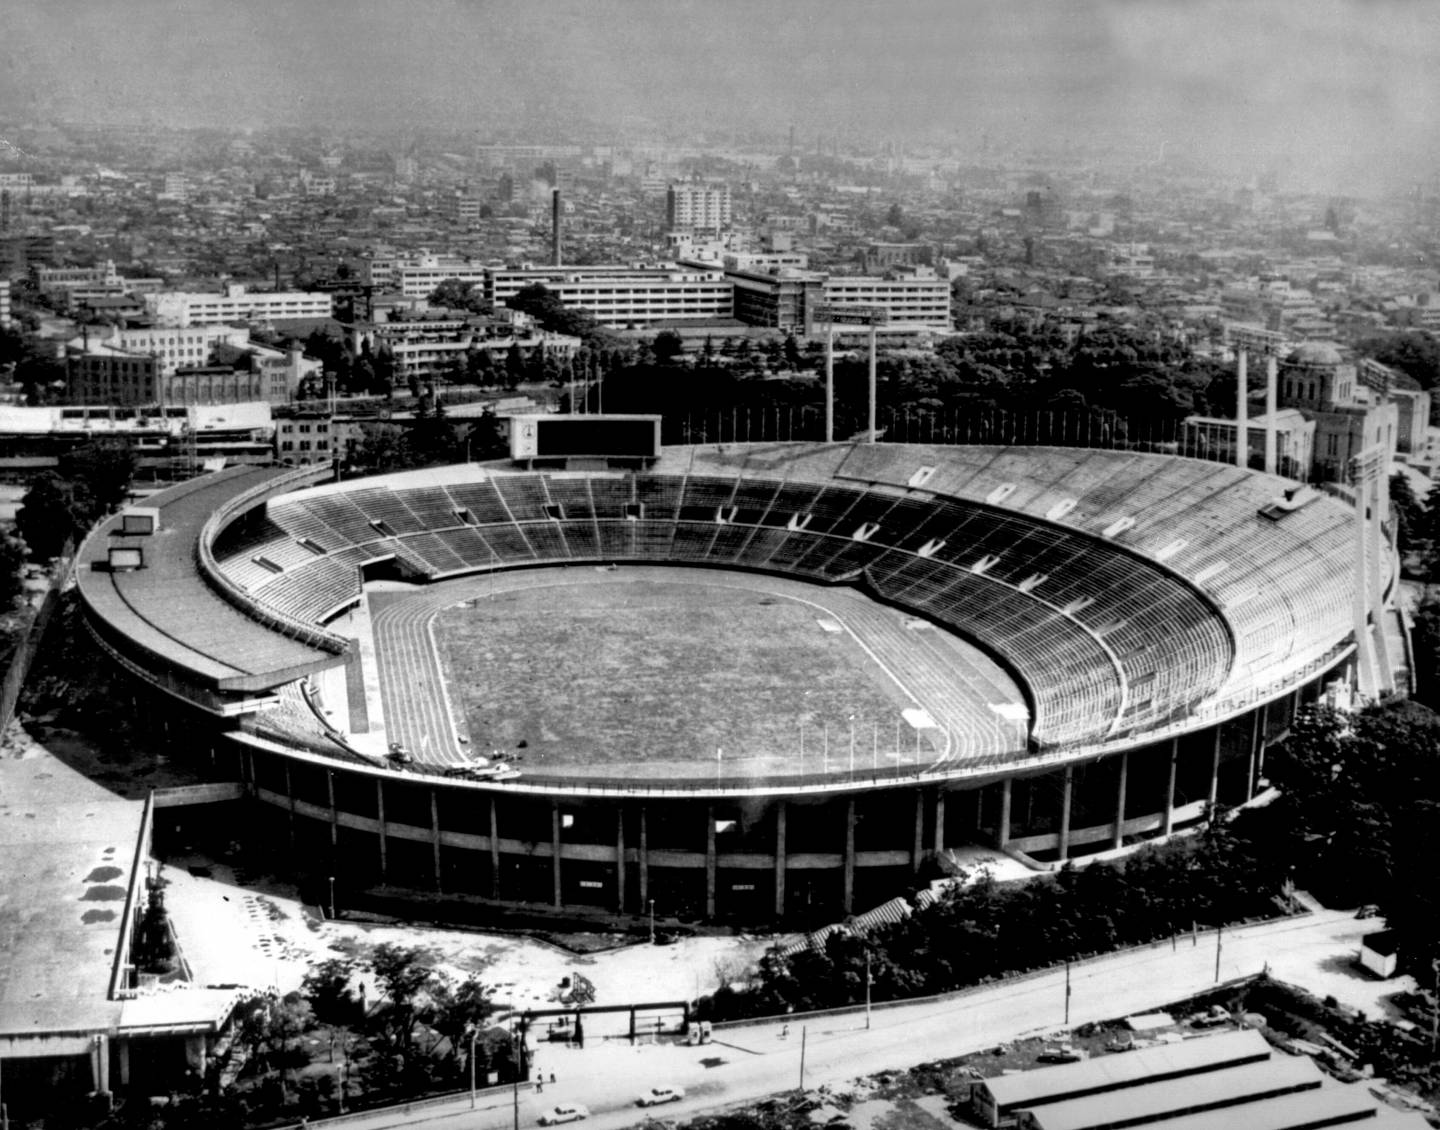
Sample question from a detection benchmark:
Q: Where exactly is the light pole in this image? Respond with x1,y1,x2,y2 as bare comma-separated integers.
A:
328,875,335,920
511,1023,522,1130
849,714,855,774
469,1025,480,1109
865,949,872,1030
648,898,655,944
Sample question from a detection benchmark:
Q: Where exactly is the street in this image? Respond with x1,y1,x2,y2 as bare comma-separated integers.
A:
320,906,1379,1130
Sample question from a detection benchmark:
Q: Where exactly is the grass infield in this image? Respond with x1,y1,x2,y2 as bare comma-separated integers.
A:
432,576,945,780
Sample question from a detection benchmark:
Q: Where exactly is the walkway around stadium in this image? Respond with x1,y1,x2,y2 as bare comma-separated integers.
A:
295,905,1382,1130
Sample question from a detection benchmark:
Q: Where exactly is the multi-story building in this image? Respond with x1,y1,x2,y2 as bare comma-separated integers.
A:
666,182,732,232
444,194,483,225
485,265,733,327
814,267,952,331
160,173,189,202
68,346,162,406
144,285,334,327
355,316,580,382
389,256,491,299
0,283,10,329
1279,342,1399,482
0,402,275,471
275,410,335,464
726,266,825,331
35,260,120,295
70,324,251,376
0,173,34,189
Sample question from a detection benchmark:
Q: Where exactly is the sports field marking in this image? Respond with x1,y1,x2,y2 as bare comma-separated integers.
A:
367,565,1026,780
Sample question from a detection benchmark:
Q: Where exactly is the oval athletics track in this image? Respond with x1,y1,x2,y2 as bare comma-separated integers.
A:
367,565,1029,778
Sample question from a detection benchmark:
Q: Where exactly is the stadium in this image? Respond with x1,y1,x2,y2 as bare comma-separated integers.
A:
76,423,1397,925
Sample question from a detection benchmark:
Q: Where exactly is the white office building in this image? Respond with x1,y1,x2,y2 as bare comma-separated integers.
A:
485,265,733,327
144,285,334,327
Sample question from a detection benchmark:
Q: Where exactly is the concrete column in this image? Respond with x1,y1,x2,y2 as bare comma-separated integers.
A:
912,791,925,872
1057,767,1074,862
705,805,717,919
774,801,787,917
1112,752,1129,850
999,778,1012,846
551,802,563,909
1257,702,1270,781
1246,711,1261,801
1264,353,1278,474
489,797,500,899
843,797,856,914
933,791,946,855
375,779,387,878
1209,727,1222,813
867,322,878,442
430,789,443,894
117,1038,131,1087
1162,738,1179,838
285,764,296,850
638,806,649,908
91,1033,110,1094
824,328,834,442
616,808,626,914
1235,348,1249,469
327,770,337,851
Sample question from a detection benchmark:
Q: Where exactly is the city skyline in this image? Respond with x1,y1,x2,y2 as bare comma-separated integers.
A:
2,0,1439,194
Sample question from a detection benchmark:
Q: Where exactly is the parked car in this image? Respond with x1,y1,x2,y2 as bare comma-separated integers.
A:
637,1086,685,1107
539,1104,589,1125
386,743,413,766
1037,1045,1085,1064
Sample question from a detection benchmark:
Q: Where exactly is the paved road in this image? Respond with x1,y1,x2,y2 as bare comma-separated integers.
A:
317,906,1371,1130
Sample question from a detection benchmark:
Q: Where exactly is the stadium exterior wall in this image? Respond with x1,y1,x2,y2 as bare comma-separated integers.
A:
81,442,1372,925
148,659,1340,926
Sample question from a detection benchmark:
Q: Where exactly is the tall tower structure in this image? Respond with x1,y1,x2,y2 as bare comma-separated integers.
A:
1349,445,1393,700
551,188,562,267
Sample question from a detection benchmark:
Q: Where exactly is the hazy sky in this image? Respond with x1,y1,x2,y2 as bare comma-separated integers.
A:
3,0,1438,189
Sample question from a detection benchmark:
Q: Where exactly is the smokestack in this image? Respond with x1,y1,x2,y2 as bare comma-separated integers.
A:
551,188,562,267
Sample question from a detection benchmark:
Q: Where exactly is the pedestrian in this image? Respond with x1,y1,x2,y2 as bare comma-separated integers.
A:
537,1080,544,1094
550,1072,556,1084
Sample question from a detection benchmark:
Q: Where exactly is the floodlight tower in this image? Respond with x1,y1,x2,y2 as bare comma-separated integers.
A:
1349,444,1394,701
812,304,887,443
1229,327,1289,474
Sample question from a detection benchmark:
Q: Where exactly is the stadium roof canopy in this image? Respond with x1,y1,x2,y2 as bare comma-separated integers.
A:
76,465,346,703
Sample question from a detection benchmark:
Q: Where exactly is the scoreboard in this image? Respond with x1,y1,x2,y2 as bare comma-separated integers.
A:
509,415,662,461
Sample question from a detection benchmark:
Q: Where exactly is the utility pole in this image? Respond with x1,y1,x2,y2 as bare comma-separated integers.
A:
865,951,872,1030
469,1026,479,1109
1064,959,1071,1024
1214,924,1223,983
798,1025,807,1091
512,1025,522,1130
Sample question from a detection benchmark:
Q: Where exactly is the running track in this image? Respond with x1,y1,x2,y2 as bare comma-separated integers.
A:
368,566,1028,779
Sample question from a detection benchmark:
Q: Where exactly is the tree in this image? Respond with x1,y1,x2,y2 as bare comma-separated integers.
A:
0,532,25,609
371,943,438,1055
506,283,601,340
652,330,685,365
430,976,496,1067
16,473,88,560
426,277,491,314
302,958,358,1026
59,438,136,518
1390,473,1427,559
783,334,803,370
1265,698,1440,971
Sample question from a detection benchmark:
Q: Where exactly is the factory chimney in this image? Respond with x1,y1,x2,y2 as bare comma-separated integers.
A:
551,188,562,267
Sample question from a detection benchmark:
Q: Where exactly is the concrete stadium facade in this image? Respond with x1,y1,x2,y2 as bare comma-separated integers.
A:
77,442,1385,925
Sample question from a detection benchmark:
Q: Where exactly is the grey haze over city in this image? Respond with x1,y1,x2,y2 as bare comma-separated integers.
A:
4,0,1440,193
